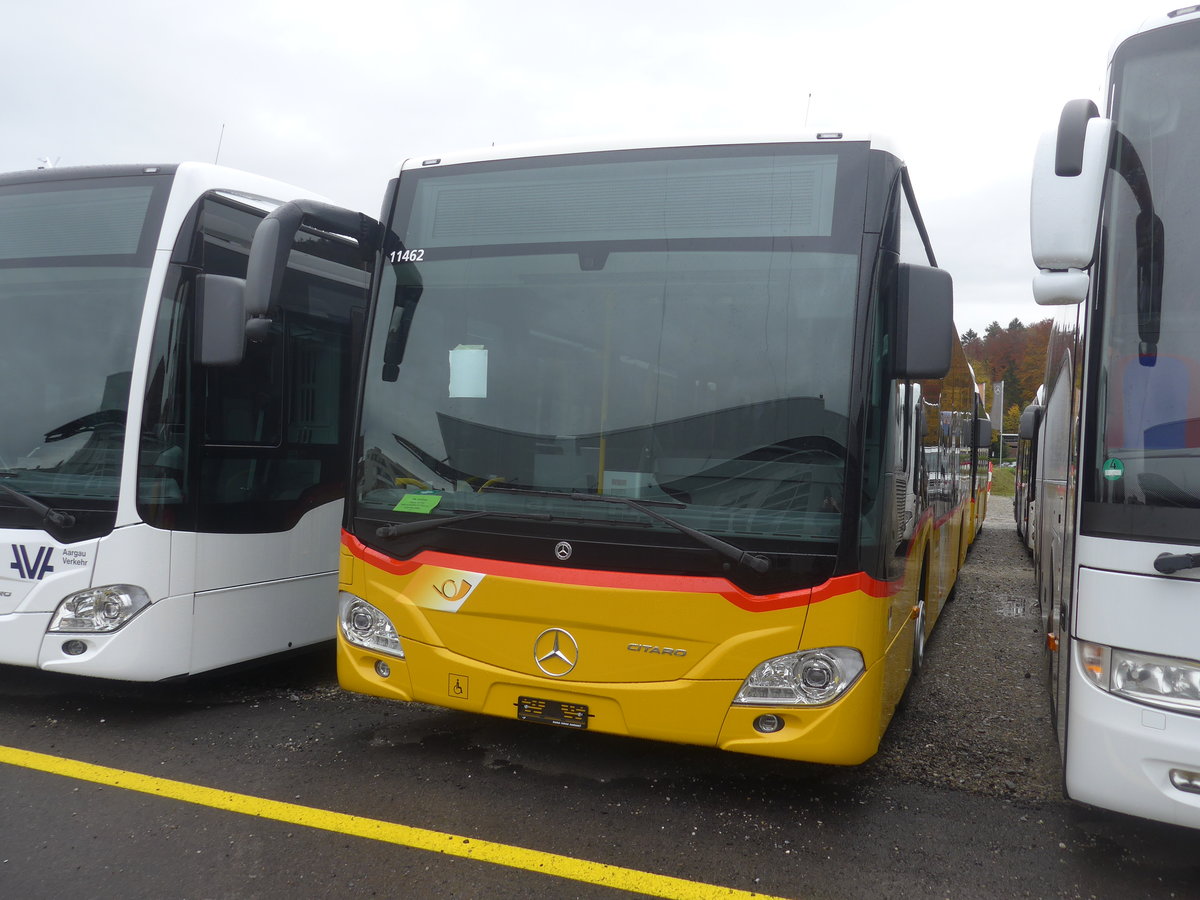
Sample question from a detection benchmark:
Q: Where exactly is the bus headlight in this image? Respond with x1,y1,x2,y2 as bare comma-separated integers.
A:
1079,641,1200,714
733,647,864,706
49,585,151,633
339,592,404,658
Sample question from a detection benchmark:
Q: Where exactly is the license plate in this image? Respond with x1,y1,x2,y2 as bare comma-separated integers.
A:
516,696,589,730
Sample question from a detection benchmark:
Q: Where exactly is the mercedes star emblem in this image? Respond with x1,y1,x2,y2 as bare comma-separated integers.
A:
533,627,579,677
554,541,573,561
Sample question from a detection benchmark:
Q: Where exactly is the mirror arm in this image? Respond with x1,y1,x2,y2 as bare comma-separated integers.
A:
244,200,383,317
900,168,937,267
1055,99,1100,176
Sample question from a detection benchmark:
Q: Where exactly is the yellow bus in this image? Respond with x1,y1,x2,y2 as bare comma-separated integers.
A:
250,134,989,763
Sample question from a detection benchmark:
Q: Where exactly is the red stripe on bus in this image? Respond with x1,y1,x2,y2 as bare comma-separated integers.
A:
341,531,908,611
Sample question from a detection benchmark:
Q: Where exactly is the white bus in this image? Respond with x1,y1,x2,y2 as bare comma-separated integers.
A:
1031,7,1200,828
0,163,370,680
1014,386,1043,554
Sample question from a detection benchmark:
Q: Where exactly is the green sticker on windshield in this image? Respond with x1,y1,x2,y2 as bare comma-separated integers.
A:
1103,458,1125,481
394,493,442,514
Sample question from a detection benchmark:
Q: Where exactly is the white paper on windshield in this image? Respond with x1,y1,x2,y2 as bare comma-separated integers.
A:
449,345,488,398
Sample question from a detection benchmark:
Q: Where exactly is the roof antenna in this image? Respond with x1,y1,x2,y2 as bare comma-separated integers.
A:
214,123,226,164
804,94,813,127
37,156,59,169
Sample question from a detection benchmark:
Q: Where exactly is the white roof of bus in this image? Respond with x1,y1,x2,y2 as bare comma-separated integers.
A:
396,131,903,174
159,162,336,252
1097,7,1200,87
1136,4,1200,33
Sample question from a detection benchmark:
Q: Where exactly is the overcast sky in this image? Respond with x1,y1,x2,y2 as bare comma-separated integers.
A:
0,0,1180,335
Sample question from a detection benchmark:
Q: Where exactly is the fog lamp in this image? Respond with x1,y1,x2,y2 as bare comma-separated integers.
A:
62,640,87,656
1169,769,1200,795
753,714,785,734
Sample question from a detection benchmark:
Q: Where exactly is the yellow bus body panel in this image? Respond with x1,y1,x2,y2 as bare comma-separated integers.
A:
337,531,944,765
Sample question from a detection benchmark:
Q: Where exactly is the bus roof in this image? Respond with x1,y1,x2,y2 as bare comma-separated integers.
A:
0,162,340,257
396,131,903,174
0,163,182,186
0,162,332,210
1137,4,1200,34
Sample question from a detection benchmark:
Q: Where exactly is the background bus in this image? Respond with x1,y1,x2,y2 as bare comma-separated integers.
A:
0,163,368,680
254,133,989,764
1030,7,1200,828
1015,387,1044,553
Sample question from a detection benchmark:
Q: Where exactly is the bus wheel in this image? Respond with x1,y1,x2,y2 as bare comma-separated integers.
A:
911,598,927,676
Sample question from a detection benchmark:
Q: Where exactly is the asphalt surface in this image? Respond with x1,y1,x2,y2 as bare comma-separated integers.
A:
1,498,1197,899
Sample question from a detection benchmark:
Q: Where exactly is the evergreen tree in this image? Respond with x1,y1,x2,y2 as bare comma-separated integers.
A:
960,317,1053,413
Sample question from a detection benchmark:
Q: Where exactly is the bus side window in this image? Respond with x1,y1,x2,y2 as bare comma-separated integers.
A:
203,332,283,447
196,235,364,531
139,193,367,534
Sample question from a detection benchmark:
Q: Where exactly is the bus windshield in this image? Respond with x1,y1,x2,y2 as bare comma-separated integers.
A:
1085,21,1200,543
0,175,167,524
357,144,868,550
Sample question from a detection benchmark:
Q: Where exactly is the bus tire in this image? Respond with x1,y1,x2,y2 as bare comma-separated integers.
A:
911,596,927,676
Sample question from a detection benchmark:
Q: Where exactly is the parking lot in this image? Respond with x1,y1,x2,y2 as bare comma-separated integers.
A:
2,500,1197,899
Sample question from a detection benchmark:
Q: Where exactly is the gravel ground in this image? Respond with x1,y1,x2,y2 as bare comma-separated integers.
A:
10,494,1200,898
863,495,1064,804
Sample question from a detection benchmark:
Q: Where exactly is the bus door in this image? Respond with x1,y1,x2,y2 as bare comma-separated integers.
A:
140,194,366,671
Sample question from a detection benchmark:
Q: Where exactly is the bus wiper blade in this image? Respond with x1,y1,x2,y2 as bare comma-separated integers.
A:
1153,552,1200,574
377,511,487,538
488,485,683,508
566,493,771,574
0,478,76,528
376,509,551,539
44,408,125,443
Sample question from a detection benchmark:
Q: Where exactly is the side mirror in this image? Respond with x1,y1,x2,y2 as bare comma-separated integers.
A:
962,417,992,449
894,263,953,379
1018,404,1043,441
195,274,247,366
972,417,993,451
1030,100,1113,306
244,199,382,332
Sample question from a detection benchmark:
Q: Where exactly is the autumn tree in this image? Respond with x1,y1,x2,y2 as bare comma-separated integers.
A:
1004,403,1022,433
1016,318,1051,401
960,317,1053,414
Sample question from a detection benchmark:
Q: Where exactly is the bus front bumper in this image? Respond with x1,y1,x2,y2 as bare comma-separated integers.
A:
338,636,885,766
0,595,194,681
1066,665,1200,830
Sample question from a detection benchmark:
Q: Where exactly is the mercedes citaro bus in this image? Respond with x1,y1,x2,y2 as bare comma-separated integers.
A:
243,133,988,764
0,163,368,679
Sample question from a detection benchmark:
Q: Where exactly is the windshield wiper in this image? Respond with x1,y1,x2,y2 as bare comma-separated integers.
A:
1154,551,1200,574
376,487,771,574
0,477,76,528
376,509,551,539
44,408,126,443
566,492,771,574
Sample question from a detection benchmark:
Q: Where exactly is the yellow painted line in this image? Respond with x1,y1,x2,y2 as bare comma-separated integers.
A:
0,744,787,900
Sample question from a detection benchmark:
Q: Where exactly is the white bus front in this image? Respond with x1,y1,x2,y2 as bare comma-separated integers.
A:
1032,9,1200,828
0,164,367,680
